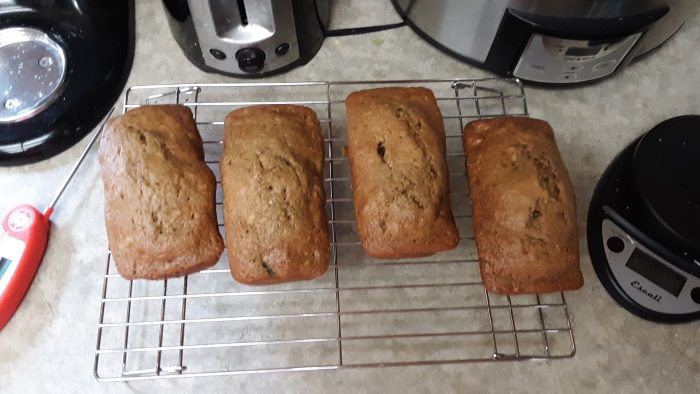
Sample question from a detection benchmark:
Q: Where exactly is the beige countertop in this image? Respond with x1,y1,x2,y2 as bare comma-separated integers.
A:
1,1,699,392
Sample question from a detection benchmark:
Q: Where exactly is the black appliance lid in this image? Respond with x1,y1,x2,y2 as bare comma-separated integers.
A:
632,115,700,253
0,1,134,166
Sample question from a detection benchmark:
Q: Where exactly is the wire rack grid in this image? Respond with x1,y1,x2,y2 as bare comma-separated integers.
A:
94,78,576,381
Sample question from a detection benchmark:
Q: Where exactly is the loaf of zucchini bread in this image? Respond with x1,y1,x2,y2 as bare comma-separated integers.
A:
221,105,329,284
99,105,224,280
345,87,459,258
464,117,583,294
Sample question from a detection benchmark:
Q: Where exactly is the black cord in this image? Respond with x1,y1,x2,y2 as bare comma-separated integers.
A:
325,21,407,37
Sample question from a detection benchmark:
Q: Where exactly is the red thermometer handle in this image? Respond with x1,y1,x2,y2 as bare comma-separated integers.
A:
0,107,112,331
0,205,50,330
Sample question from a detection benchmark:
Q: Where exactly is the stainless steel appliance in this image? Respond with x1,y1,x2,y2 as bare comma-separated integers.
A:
163,0,330,77
0,1,134,165
393,0,693,84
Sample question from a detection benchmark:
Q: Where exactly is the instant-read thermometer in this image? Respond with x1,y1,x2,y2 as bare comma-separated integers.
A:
0,108,114,331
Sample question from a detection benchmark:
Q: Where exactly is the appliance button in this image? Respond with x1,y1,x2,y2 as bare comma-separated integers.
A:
691,287,700,304
275,43,290,56
593,60,617,71
236,48,266,73
209,49,226,60
606,236,625,253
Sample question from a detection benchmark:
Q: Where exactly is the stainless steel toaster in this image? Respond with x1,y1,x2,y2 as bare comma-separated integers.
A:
163,0,330,77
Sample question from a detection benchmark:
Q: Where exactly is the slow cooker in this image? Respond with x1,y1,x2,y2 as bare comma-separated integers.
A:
393,0,694,85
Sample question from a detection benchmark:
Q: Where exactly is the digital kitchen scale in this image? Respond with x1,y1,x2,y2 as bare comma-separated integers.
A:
588,116,700,323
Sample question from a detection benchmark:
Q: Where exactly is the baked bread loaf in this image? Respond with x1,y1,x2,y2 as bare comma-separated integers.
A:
221,105,329,284
464,117,583,294
346,87,459,258
99,105,224,280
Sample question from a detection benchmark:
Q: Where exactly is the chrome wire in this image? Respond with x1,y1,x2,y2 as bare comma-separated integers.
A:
94,78,575,381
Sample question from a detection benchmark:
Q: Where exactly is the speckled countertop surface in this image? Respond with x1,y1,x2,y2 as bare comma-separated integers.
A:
1,1,700,392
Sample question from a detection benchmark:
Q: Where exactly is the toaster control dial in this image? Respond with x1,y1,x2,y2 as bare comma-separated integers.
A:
235,48,266,73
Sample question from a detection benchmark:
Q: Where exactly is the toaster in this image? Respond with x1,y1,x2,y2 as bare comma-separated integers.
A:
163,0,331,77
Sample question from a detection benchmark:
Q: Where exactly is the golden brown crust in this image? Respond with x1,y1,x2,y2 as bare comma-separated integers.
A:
99,105,224,280
346,87,459,258
464,117,583,294
221,105,329,284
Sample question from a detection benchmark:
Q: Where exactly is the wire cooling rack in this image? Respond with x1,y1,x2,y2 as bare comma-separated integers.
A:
94,78,576,381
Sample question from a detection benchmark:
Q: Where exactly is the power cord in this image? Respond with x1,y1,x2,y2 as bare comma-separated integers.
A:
325,21,407,37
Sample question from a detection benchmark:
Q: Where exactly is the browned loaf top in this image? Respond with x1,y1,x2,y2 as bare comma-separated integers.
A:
464,117,583,294
99,105,224,280
221,105,329,284
346,87,459,258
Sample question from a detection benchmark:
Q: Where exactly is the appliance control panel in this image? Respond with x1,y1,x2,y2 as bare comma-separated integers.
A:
513,33,641,83
602,218,700,315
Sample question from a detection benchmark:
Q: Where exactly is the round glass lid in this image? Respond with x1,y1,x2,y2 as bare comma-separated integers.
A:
0,27,67,124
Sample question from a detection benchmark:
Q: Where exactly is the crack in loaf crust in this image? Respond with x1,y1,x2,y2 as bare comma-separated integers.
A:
346,87,459,258
464,117,583,294
221,105,329,284
99,105,224,280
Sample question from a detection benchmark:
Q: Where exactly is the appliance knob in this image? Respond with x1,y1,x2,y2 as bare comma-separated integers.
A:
235,48,266,73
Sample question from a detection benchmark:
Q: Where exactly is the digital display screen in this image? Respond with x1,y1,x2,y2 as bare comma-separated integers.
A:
626,249,686,297
0,257,11,281
565,46,601,57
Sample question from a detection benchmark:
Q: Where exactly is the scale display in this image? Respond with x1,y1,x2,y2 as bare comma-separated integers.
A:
601,217,700,317
626,248,687,297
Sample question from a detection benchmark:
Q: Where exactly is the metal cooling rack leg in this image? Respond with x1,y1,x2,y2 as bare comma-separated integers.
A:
94,253,112,378
332,243,342,366
535,294,550,357
155,280,168,375
327,82,343,366
506,296,520,358
123,88,131,114
174,87,197,375
484,290,500,359
456,81,502,361
519,80,529,116
562,292,577,356
499,90,507,116
177,276,188,374
473,82,482,119
121,280,134,376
